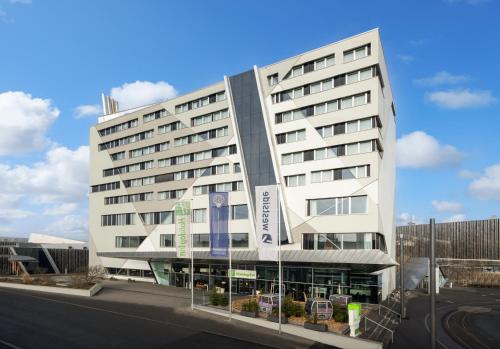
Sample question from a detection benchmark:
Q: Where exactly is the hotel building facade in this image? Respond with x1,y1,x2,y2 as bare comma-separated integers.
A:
89,29,396,303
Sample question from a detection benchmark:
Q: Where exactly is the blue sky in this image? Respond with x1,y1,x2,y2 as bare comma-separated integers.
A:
0,0,499,240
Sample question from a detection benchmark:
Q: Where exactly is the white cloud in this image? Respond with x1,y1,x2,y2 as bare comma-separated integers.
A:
74,104,102,118
414,71,469,86
432,200,463,213
43,203,78,216
0,91,59,155
397,131,464,168
397,212,422,226
110,80,178,110
427,89,496,109
458,169,480,179
43,214,88,241
0,208,33,221
469,163,500,200
397,54,414,63
443,214,466,222
0,145,89,205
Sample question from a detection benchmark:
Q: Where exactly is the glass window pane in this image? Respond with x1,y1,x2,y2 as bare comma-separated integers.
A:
315,103,326,115
322,79,333,90
323,170,333,182
360,118,372,130
347,121,359,133
344,51,354,62
327,101,338,112
323,126,333,138
292,66,303,77
294,88,304,98
311,172,322,183
351,196,367,214
347,143,359,155
326,55,335,66
347,72,359,84
341,97,353,109
359,141,373,153
354,94,366,106
311,82,321,94
342,168,356,179
315,59,326,69
357,166,367,178
360,68,372,80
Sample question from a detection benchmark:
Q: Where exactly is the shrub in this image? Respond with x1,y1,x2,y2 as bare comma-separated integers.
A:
333,304,348,323
242,299,259,313
219,294,229,307
209,288,220,306
86,265,105,284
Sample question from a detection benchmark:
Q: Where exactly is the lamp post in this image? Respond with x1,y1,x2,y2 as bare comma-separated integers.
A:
430,218,436,349
399,233,405,319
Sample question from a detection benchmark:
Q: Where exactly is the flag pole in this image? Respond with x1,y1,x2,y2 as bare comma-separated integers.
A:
278,184,282,335
228,192,232,320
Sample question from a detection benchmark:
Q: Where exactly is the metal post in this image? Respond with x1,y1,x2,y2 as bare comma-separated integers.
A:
229,193,232,320
278,185,282,335
430,218,436,349
191,199,194,311
399,233,405,319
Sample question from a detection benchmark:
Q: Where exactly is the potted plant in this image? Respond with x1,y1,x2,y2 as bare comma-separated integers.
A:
209,288,220,306
304,313,328,332
267,306,288,324
240,299,259,318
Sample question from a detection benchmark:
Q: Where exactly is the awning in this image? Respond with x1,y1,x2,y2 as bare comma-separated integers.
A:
97,249,396,273
7,255,37,263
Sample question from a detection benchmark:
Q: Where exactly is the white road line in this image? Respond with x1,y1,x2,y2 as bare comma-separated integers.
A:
0,338,24,349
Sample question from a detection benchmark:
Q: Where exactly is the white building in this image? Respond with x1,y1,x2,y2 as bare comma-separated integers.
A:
89,28,396,303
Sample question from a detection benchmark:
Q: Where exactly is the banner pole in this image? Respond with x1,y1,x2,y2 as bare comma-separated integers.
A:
229,193,232,320
278,185,282,335
191,199,194,311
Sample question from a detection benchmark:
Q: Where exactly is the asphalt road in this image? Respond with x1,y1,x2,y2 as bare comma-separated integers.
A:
392,287,500,349
0,286,333,349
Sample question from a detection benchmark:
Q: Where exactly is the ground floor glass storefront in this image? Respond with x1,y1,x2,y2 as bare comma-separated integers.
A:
148,260,382,304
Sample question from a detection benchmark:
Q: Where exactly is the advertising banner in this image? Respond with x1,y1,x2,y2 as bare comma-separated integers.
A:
255,185,279,261
175,201,191,258
209,192,229,257
229,269,257,279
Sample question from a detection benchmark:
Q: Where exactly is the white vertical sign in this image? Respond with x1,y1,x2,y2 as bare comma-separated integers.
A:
255,185,279,261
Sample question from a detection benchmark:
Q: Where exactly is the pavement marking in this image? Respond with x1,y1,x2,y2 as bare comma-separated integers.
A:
0,288,286,349
0,339,24,349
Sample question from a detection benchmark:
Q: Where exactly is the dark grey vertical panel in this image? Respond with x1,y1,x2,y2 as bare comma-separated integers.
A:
228,70,287,243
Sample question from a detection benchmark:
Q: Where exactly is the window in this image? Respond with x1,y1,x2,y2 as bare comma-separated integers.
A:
174,126,228,147
158,189,186,200
193,181,243,195
160,234,175,247
231,233,249,248
98,130,154,151
110,151,126,161
275,92,370,124
175,91,225,113
104,192,153,205
302,233,374,250
193,234,210,248
139,211,174,225
191,109,229,127
267,73,278,86
103,160,154,177
343,44,371,63
98,119,138,137
234,163,241,173
284,54,335,80
91,181,120,193
276,129,306,144
192,209,207,223
231,205,248,220
158,121,184,135
101,213,135,226
143,109,168,123
308,196,368,216
115,236,145,248
285,174,306,187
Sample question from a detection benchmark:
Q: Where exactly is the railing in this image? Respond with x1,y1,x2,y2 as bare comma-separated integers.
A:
364,315,394,344
378,303,402,323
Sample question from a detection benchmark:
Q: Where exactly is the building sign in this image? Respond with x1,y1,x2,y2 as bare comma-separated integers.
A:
209,192,229,257
229,269,257,279
255,185,279,261
348,302,361,337
175,201,191,258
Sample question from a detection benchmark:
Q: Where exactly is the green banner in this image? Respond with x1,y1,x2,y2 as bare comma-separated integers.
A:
229,269,257,279
175,201,191,258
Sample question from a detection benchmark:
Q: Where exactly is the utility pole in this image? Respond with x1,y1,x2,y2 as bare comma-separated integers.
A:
399,233,405,319
430,218,436,349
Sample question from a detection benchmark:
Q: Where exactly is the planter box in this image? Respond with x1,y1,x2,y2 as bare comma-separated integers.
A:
304,322,328,332
240,311,258,318
0,281,102,297
267,315,288,324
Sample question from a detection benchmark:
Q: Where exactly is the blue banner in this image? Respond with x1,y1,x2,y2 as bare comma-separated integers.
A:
209,192,229,257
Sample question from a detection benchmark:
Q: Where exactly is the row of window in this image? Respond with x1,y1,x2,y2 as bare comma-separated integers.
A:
282,139,380,165
98,119,138,137
103,160,154,177
275,91,370,124
159,233,249,248
91,181,120,193
276,129,306,144
315,116,380,138
143,109,168,123
129,141,169,159
343,44,371,63
101,213,135,226
193,180,244,195
191,109,229,127
283,165,370,187
175,91,226,113
158,189,186,200
104,192,153,205
98,130,154,151
158,145,237,168
307,195,368,216
174,126,228,147
158,120,185,135
302,232,378,251
273,65,377,103
115,235,145,248
156,163,230,184
191,205,249,223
